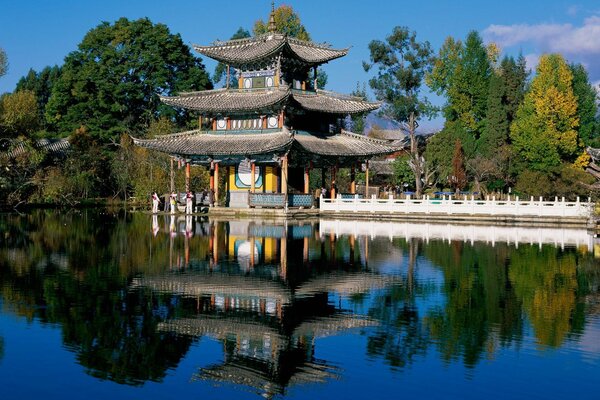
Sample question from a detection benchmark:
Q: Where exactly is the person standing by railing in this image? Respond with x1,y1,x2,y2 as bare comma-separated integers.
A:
151,192,160,214
170,192,177,214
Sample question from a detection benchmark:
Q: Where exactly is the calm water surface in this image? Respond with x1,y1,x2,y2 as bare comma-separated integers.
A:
0,210,599,399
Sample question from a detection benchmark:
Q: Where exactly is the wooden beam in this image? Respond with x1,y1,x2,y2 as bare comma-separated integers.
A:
281,156,288,195
350,165,356,194
214,162,220,206
209,163,215,193
304,167,310,194
365,160,370,198
185,162,190,192
170,157,175,193
251,162,256,193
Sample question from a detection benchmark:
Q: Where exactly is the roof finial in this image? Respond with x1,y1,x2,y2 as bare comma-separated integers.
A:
268,1,277,33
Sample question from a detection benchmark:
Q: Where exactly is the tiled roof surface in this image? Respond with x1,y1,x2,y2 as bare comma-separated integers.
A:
132,129,294,157
1,138,70,159
160,87,289,112
293,130,401,156
132,128,402,159
159,88,378,115
292,89,380,114
193,34,348,65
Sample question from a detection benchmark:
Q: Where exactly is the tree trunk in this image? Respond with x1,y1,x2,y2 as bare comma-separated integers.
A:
409,112,422,198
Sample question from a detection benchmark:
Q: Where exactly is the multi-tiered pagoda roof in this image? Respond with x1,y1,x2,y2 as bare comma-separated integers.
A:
133,6,402,207
193,33,349,66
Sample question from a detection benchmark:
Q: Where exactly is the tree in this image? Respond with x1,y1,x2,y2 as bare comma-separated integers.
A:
510,54,579,173
15,65,62,129
428,32,492,136
0,47,7,78
45,18,212,141
0,90,39,137
570,63,599,146
392,155,414,188
477,56,528,188
213,27,251,87
348,82,368,134
364,26,436,197
450,140,467,191
253,5,310,40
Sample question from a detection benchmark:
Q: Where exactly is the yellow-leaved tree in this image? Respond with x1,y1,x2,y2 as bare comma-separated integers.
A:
510,54,580,173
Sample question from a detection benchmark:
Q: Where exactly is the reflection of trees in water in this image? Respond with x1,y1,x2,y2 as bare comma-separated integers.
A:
365,239,430,369
1,210,599,380
0,210,197,385
509,246,585,348
44,271,195,385
424,241,523,368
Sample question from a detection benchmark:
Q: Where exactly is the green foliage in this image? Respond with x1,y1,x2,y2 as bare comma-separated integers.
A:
570,63,599,146
450,140,467,190
213,27,251,87
428,32,492,135
15,65,62,130
0,90,39,137
253,5,327,89
392,155,413,187
509,247,580,347
253,5,311,40
425,121,476,185
364,26,436,123
0,138,45,205
32,126,111,203
510,54,580,173
364,26,436,196
45,17,212,141
0,47,7,78
478,56,528,158
513,163,593,199
348,82,368,133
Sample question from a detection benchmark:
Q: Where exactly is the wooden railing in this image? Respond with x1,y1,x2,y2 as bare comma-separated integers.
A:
320,194,594,219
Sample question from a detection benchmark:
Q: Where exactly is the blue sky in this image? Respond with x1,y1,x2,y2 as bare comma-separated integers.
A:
1,0,599,130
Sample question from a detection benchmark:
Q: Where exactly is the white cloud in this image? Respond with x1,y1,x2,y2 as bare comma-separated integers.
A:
523,53,540,72
483,16,600,54
483,15,600,81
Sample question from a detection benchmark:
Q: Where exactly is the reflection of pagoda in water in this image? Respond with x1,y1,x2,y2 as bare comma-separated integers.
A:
134,218,397,398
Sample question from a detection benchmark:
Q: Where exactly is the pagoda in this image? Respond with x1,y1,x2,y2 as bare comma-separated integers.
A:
133,5,401,208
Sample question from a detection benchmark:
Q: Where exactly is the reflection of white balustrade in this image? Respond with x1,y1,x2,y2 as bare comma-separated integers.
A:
318,219,595,251
320,195,593,219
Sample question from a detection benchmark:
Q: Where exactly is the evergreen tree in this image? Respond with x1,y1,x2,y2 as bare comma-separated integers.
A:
570,63,599,146
510,54,579,173
45,18,212,141
478,56,528,158
212,27,251,87
428,31,492,137
479,71,508,157
15,65,61,129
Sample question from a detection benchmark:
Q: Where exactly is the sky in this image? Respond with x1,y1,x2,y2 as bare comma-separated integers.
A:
1,0,599,131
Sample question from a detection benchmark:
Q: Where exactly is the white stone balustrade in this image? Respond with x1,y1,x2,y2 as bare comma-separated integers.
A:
319,194,594,219
319,219,595,251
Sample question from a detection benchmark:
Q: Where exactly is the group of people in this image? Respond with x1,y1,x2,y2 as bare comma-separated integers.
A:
151,191,195,214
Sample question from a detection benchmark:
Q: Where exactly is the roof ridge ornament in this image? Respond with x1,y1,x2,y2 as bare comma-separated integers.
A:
268,1,277,33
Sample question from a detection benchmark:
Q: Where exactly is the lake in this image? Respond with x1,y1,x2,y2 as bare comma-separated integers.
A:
0,210,599,399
